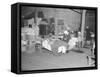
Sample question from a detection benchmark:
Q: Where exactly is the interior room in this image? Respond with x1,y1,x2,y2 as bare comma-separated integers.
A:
21,6,96,70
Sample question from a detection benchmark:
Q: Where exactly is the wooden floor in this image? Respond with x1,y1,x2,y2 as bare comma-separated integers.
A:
21,47,93,71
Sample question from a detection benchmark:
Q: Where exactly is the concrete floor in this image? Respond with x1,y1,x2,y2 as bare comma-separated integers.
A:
21,47,94,71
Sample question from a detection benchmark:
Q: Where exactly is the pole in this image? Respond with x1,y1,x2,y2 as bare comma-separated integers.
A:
81,10,86,47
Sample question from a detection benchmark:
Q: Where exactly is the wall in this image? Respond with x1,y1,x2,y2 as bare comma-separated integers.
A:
22,7,81,35
40,8,81,34
55,9,81,34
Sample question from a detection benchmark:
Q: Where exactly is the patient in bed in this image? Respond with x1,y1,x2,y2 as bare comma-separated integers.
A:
42,34,68,54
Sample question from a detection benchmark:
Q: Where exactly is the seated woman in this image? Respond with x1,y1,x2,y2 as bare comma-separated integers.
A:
63,30,70,43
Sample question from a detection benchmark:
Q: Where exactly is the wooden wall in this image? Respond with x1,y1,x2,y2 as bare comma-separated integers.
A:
21,7,81,35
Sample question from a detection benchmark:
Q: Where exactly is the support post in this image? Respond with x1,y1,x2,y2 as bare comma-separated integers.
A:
81,10,86,47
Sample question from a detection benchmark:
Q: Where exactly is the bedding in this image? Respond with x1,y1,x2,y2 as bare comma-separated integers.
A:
42,36,79,54
42,38,68,54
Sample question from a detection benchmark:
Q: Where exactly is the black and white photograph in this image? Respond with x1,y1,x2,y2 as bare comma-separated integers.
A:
21,5,97,71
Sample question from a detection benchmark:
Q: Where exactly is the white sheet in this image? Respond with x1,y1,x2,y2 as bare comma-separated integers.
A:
42,39,52,51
